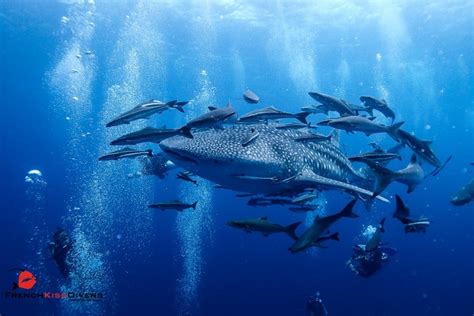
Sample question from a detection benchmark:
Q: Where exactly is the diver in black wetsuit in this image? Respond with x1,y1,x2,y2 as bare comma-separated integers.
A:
49,228,74,277
346,219,396,277
306,292,328,316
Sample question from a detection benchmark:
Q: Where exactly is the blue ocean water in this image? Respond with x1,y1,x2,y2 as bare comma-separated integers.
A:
1,1,473,315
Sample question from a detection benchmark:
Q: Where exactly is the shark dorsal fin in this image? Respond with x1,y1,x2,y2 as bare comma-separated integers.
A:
208,106,217,111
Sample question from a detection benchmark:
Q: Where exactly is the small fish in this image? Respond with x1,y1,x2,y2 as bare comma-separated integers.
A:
243,89,260,104
242,128,259,147
450,179,474,206
275,122,310,130
176,171,198,185
106,99,183,127
294,132,331,143
148,200,197,212
238,106,310,124
318,116,404,141
360,96,395,121
186,102,236,129
227,217,301,240
291,193,318,204
354,154,424,196
393,195,430,233
308,91,356,116
289,200,358,253
98,148,152,161
111,126,192,145
300,104,329,115
349,152,400,164
396,128,442,168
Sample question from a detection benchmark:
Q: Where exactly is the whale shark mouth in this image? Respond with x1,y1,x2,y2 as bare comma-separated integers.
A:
160,145,198,164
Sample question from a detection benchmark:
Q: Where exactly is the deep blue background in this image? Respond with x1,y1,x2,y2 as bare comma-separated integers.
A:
1,1,473,315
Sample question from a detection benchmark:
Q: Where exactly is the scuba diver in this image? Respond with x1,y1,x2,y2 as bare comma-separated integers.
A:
49,228,74,277
346,218,396,277
306,292,328,316
128,153,176,179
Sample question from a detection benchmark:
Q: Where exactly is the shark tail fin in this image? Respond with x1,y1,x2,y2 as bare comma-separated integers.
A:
295,112,310,124
359,158,398,197
339,199,359,218
179,126,194,139
175,101,189,106
166,100,178,107
329,232,340,241
191,201,198,210
380,218,386,233
285,221,301,240
387,121,404,141
394,195,410,219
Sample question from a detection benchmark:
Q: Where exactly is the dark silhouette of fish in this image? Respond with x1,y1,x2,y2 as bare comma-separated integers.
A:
243,89,260,104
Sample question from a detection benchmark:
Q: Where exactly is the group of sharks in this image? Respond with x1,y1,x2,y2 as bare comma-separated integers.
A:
99,89,471,254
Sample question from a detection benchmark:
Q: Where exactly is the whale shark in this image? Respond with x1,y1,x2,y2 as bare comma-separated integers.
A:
159,124,388,202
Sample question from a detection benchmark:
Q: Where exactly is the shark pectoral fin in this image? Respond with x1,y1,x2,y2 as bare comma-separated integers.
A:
293,172,389,203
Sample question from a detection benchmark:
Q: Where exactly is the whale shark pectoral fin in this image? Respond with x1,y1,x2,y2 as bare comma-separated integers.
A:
293,172,389,203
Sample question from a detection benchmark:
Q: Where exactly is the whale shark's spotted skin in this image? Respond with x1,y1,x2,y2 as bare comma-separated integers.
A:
160,124,378,199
